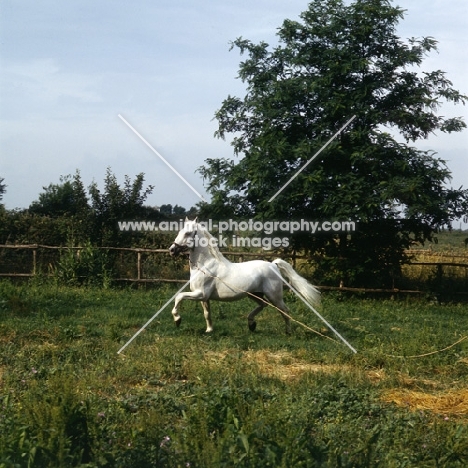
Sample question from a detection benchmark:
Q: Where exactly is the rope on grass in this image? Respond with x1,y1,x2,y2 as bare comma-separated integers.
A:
386,335,468,359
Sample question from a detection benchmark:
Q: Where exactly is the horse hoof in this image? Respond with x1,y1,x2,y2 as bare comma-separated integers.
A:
175,318,182,327
248,321,257,332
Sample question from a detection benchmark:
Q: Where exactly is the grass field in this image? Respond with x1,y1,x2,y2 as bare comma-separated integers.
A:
1,278,468,467
417,229,468,254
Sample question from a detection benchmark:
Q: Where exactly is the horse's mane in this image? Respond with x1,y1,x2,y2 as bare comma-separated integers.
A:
197,224,230,264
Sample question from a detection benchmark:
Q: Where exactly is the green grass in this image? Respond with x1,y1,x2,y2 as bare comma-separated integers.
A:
1,279,468,467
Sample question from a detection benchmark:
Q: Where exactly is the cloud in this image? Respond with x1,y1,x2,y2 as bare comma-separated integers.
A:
1,58,103,119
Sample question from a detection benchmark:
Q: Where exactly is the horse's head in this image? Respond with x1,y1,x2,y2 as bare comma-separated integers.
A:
169,217,198,257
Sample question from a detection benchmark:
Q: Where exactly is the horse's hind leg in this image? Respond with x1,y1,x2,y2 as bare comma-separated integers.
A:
266,292,291,335
277,300,292,335
247,293,266,332
201,301,213,333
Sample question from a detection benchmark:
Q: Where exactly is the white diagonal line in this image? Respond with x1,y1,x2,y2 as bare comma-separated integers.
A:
269,265,357,353
117,275,196,354
268,115,356,202
118,114,207,202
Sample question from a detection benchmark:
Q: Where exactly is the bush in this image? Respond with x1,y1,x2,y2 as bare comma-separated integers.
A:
54,243,113,287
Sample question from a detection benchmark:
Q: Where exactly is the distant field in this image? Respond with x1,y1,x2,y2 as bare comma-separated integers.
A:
405,228,468,254
1,279,468,467
398,229,468,294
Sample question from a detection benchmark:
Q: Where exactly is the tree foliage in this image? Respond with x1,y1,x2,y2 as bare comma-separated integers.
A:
88,167,155,246
199,0,468,287
0,169,163,247
29,172,89,219
0,177,6,203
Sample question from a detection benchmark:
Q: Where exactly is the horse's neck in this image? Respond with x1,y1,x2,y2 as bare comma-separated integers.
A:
189,244,229,271
189,246,212,265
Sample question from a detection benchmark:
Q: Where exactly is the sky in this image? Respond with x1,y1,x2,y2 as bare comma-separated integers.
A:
1,0,467,223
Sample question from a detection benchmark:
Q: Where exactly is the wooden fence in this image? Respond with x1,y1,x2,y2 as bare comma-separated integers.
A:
0,244,302,283
0,244,467,295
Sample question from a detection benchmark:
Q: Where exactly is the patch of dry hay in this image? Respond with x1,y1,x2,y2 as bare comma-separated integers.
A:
205,349,350,381
396,373,440,389
244,350,349,381
382,388,468,416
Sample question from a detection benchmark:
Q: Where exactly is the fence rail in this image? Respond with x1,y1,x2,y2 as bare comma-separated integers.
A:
1,244,467,294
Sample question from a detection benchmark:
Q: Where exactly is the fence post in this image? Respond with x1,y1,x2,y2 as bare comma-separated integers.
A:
32,249,37,276
137,251,141,281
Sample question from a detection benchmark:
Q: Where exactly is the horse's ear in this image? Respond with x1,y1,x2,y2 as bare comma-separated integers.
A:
185,216,189,222
193,216,198,223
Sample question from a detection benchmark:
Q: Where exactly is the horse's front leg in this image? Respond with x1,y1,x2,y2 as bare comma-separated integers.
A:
171,290,205,327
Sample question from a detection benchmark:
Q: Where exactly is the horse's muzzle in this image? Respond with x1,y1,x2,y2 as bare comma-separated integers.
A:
169,243,186,257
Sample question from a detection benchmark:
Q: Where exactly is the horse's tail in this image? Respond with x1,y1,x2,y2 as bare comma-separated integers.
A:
272,258,321,307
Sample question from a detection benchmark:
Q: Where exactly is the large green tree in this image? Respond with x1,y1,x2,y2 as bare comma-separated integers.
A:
200,0,468,287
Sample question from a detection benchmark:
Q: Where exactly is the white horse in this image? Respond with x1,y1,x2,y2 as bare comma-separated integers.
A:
168,218,321,334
